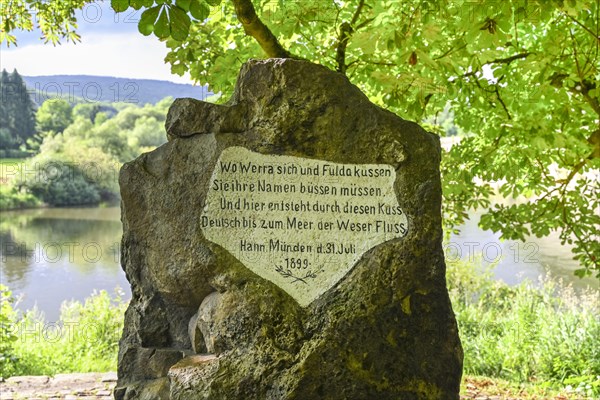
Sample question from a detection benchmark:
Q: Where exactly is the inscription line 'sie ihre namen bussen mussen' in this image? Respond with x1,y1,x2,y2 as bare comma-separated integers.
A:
200,147,409,307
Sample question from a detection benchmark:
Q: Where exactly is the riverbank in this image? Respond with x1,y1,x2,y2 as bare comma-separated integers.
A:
0,184,119,212
0,156,122,211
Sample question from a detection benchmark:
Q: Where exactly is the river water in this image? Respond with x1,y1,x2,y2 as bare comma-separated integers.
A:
0,207,128,321
0,207,597,321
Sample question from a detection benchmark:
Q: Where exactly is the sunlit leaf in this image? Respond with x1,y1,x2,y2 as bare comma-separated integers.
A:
129,0,149,10
110,0,129,13
138,6,161,36
189,0,209,20
154,7,170,38
171,62,187,75
176,0,192,11
170,6,191,41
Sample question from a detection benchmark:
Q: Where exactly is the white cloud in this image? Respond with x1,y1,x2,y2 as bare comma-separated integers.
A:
0,32,194,84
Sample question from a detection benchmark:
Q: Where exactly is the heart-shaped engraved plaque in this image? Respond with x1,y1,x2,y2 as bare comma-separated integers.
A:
201,147,408,307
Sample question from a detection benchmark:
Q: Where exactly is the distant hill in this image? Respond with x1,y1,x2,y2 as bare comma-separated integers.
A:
23,75,214,106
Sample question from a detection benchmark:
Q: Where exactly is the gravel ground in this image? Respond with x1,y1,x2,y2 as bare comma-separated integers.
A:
0,373,586,400
0,372,116,400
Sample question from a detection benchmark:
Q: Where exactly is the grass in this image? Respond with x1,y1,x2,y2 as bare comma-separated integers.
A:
1,287,127,378
448,260,600,398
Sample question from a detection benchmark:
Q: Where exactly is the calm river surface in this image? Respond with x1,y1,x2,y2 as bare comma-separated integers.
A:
1,207,128,321
0,207,597,321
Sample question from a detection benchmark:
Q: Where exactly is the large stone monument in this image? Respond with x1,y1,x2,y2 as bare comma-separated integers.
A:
116,59,463,399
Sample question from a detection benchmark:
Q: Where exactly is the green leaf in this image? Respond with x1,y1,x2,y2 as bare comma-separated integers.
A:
186,49,196,61
190,0,210,20
154,7,171,38
496,18,511,33
574,268,587,278
138,6,161,36
129,0,151,10
422,24,442,41
171,63,187,76
176,0,192,11
111,0,129,13
394,31,402,48
205,0,221,6
170,6,191,41
386,39,394,51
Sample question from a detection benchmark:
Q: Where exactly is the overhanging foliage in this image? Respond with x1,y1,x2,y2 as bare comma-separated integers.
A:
2,0,598,276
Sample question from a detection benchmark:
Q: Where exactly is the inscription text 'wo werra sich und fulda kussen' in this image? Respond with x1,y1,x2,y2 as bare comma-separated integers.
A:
201,147,408,306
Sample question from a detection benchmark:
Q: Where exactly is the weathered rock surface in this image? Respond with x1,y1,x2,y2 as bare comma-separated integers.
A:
116,58,462,399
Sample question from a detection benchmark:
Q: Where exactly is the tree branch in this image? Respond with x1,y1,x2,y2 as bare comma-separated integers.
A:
231,0,291,58
336,22,353,74
570,29,600,116
355,17,375,30
461,53,531,79
556,158,588,188
434,40,467,60
565,13,600,44
494,85,511,120
487,52,531,65
336,0,365,74
560,195,598,272
360,59,397,67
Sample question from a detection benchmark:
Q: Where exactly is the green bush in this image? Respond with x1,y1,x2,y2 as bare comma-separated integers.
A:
2,97,173,209
25,163,100,206
0,185,40,210
448,260,600,398
0,285,19,378
2,288,127,377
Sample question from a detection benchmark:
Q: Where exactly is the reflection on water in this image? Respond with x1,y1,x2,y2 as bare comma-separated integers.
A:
1,207,597,321
0,207,129,322
449,211,599,292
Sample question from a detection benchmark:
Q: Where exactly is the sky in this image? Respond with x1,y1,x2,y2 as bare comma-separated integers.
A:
0,1,194,84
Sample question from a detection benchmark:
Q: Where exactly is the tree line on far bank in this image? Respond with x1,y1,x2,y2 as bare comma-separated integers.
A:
0,69,36,155
1,69,122,157
0,69,172,208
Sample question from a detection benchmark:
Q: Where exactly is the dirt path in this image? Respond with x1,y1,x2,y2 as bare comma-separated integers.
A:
0,373,586,399
0,372,116,400
460,377,581,400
